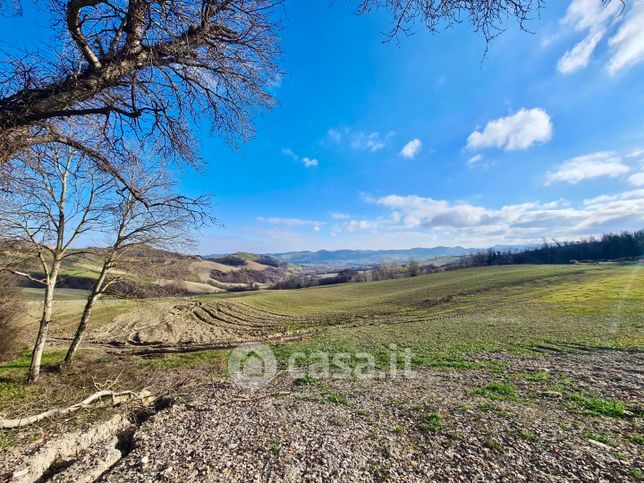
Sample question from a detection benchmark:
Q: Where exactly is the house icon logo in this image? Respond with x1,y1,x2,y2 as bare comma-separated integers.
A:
228,343,277,389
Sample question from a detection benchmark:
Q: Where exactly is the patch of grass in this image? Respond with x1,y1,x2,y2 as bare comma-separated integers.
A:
483,438,503,452
321,387,347,405
628,434,644,446
456,403,473,412
570,394,627,417
474,382,517,401
518,371,549,383
628,469,643,480
419,412,442,432
484,360,510,374
518,430,536,441
370,463,390,480
583,432,616,447
0,349,76,412
0,431,14,451
392,425,404,434
293,374,318,386
356,408,369,416
268,438,281,454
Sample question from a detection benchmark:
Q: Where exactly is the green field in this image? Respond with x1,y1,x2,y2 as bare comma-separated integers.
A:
202,263,643,365
3,262,642,423
15,263,644,367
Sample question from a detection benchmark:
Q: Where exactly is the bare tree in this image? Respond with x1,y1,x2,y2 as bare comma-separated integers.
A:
0,145,112,382
0,0,548,175
407,258,422,277
372,262,398,281
63,163,214,366
357,0,544,43
0,0,281,171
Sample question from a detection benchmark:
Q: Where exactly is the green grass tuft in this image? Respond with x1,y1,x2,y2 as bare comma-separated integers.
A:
321,387,348,405
419,412,442,432
474,382,517,400
0,431,14,451
583,432,616,447
571,394,628,417
293,374,318,386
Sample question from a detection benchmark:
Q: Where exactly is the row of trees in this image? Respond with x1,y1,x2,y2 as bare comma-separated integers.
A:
271,261,426,290
450,232,644,269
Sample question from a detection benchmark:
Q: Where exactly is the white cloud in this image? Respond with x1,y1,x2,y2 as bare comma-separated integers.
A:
257,217,325,229
466,108,553,151
562,0,621,32
557,0,620,75
558,29,605,73
281,147,299,161
556,0,644,75
628,171,644,187
351,132,387,152
346,190,644,243
327,129,342,144
606,2,644,75
282,148,319,168
400,138,423,159
467,154,483,166
330,212,351,220
345,219,380,232
545,151,630,185
626,148,644,159
327,127,391,152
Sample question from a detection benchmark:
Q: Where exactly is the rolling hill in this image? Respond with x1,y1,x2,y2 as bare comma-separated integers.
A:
266,245,534,268
1,245,294,295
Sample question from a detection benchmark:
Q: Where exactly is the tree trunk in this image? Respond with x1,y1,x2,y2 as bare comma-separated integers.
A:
63,258,110,367
27,273,57,383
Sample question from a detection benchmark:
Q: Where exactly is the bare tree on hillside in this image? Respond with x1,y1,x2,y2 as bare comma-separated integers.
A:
372,262,398,281
0,0,547,179
0,145,112,382
407,258,422,277
62,164,214,366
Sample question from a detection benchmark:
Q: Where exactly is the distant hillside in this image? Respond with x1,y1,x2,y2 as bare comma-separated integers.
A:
2,245,293,296
267,245,533,268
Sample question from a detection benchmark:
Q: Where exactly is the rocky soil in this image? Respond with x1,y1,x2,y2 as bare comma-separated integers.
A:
2,350,642,482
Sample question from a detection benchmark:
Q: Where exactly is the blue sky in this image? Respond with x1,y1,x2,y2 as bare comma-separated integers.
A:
3,0,644,254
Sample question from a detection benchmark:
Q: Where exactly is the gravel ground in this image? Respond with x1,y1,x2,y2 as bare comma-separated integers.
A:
100,351,643,482
2,351,642,482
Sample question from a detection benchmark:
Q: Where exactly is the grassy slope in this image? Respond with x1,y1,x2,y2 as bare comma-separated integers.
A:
1,263,641,419
21,288,138,338
19,264,643,358
212,263,643,364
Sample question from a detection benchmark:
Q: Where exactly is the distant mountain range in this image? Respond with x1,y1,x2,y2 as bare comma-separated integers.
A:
266,245,535,268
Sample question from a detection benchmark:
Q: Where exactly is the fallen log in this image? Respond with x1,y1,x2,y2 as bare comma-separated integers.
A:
0,389,154,429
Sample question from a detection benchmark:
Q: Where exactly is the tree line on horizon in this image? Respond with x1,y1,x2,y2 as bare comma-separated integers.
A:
449,231,643,269
270,231,643,290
